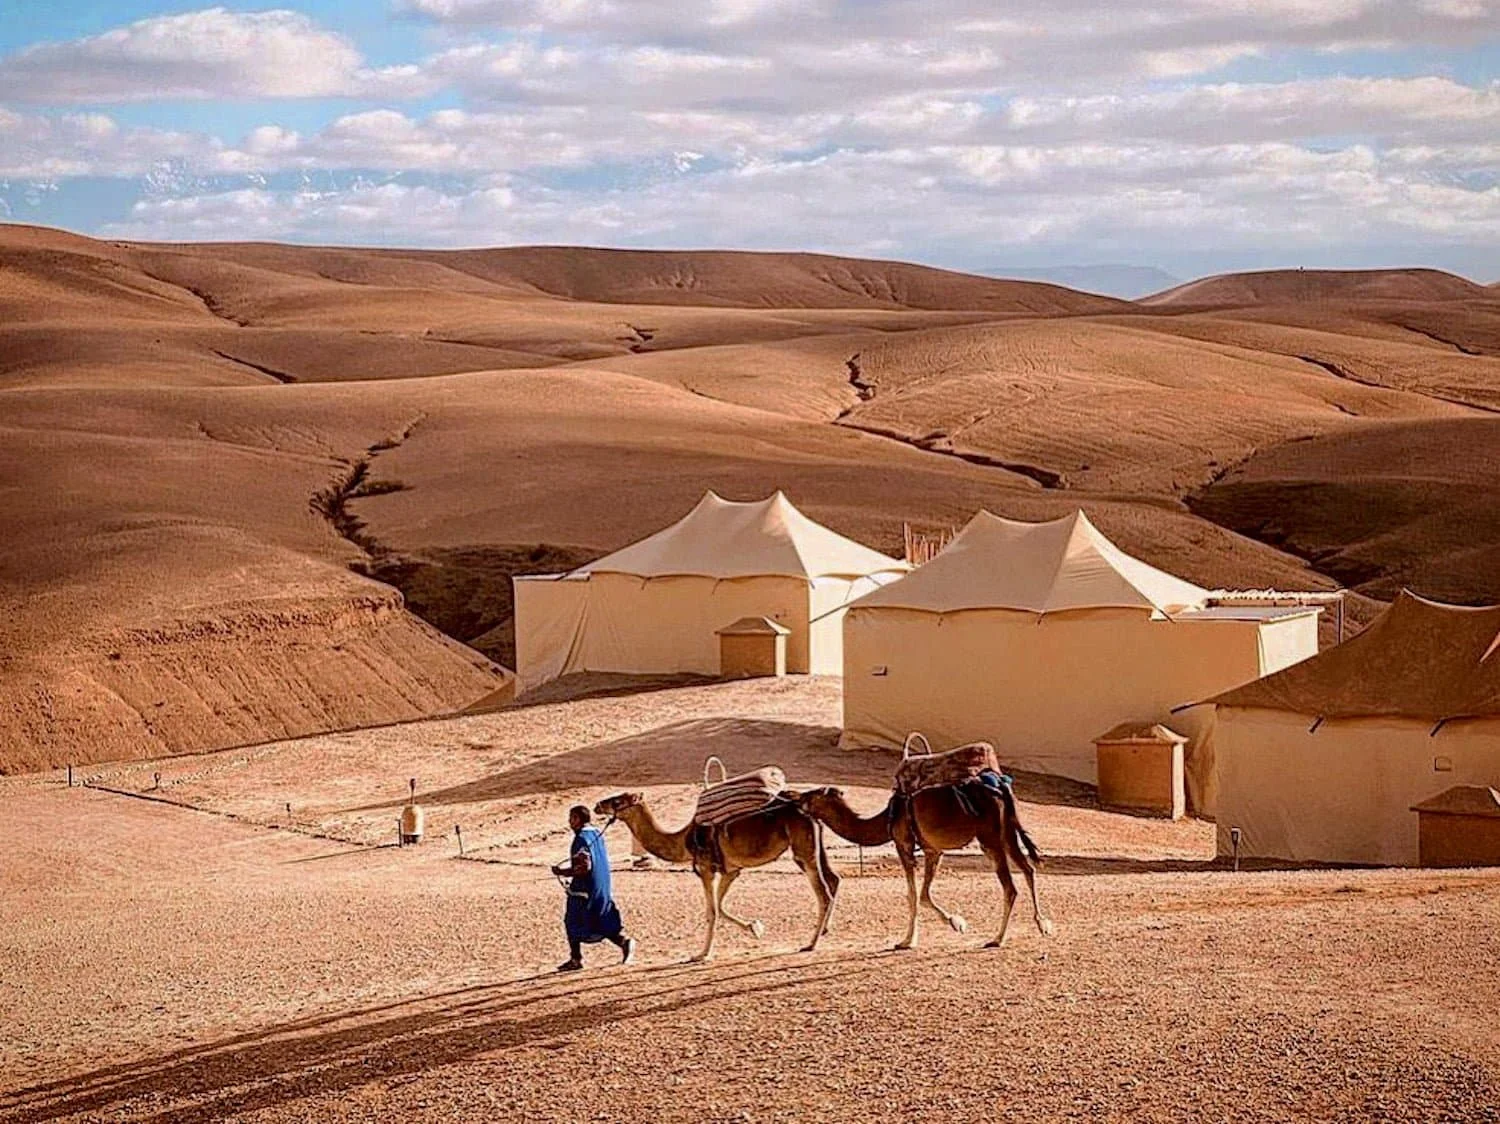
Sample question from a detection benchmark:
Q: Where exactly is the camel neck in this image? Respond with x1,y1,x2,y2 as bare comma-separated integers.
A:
623,804,693,863
819,795,893,846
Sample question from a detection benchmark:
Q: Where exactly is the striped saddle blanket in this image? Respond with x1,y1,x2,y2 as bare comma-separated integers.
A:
894,735,1001,796
693,765,787,827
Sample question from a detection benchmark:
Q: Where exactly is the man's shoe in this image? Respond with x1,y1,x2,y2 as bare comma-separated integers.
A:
620,937,637,965
556,958,583,972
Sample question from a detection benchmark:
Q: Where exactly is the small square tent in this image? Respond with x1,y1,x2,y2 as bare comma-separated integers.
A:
513,491,909,692
1197,591,1500,866
841,509,1319,810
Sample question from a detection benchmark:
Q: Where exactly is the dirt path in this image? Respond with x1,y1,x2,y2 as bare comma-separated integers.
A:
4,680,1499,1122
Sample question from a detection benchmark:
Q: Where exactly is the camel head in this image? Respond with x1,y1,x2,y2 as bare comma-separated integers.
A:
796,785,845,813
594,791,644,819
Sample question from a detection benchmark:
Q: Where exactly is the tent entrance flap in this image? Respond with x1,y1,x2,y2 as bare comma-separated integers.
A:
514,574,590,693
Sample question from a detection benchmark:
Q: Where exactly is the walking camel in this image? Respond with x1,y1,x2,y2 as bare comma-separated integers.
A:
593,791,839,962
798,783,1052,949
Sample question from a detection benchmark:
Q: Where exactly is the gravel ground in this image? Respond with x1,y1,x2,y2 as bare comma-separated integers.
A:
4,679,1499,1122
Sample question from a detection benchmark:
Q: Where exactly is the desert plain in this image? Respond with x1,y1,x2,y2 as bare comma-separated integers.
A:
5,677,1500,1123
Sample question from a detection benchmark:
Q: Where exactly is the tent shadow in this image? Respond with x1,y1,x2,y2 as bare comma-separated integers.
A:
1,954,882,1124
1004,769,1100,810
340,717,851,813
340,717,1100,816
504,671,720,711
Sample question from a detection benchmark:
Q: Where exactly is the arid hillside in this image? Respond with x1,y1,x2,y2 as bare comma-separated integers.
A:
1143,266,1494,308
1188,417,1500,602
3,223,1498,772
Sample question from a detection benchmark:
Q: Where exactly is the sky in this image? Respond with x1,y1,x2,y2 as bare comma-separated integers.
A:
1,1,1498,280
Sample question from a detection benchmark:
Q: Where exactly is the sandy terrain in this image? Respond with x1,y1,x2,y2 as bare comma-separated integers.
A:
1189,417,1500,602
4,224,1500,772
4,678,1498,1123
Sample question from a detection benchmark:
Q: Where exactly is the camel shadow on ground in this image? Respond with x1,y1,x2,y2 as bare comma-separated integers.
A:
0,952,908,1124
891,853,1365,876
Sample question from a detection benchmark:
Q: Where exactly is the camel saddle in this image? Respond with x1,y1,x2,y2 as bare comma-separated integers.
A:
693,765,787,827
894,736,1001,796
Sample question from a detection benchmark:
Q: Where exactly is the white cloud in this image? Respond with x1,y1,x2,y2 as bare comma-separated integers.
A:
100,142,1500,256
1000,78,1500,145
14,71,1500,196
104,181,519,243
404,0,1500,75
403,0,814,39
0,8,428,102
184,76,1500,178
6,1,1500,273
0,108,222,178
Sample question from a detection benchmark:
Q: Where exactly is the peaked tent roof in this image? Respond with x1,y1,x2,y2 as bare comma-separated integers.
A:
1207,591,1500,720
849,509,1208,615
575,491,909,581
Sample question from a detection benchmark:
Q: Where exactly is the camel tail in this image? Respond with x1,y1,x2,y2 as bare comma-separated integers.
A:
995,780,1043,865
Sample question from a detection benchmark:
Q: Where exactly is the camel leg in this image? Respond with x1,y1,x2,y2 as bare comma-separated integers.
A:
714,868,766,940
981,843,1019,949
895,844,920,951
1003,807,1055,937
814,822,841,936
789,834,833,953
1009,842,1054,936
919,850,968,934
1028,872,1054,937
690,867,720,963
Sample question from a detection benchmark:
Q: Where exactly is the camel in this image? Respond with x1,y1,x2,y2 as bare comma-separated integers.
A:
798,782,1052,950
593,791,839,962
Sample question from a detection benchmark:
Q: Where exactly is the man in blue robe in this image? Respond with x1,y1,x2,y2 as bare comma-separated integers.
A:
552,805,636,972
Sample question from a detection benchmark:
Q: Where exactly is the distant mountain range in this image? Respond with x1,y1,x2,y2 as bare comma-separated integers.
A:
983,264,1181,299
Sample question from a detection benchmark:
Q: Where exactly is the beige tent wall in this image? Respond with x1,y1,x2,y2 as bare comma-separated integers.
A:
513,491,905,692
1256,615,1321,678
550,573,810,679
514,575,590,693
516,571,901,691
842,608,1297,791
806,574,904,677
808,578,854,677
1213,709,1500,866
1187,613,1321,815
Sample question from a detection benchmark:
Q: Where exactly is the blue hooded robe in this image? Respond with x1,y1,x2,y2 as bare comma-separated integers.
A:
565,825,623,944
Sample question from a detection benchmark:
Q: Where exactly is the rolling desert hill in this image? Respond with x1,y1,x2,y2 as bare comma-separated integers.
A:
3,222,1499,772
136,241,1134,313
1143,266,1496,308
1188,417,1500,603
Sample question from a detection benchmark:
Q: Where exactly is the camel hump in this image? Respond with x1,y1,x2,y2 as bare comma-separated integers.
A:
894,739,1000,795
694,765,787,826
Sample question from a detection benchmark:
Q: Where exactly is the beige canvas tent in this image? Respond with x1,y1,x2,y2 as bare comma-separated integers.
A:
1200,592,1500,866
514,491,908,692
841,510,1319,809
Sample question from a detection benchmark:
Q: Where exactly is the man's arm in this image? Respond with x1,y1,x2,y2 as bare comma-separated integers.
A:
551,850,592,877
